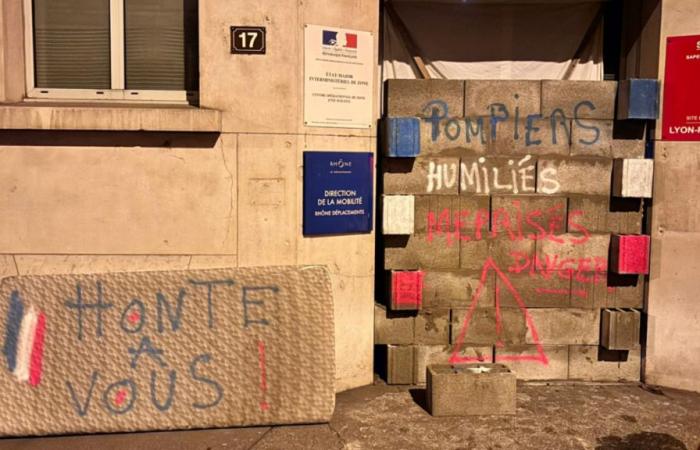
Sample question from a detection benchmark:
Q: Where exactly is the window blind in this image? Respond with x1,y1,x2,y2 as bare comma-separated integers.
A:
125,0,197,91
33,0,111,89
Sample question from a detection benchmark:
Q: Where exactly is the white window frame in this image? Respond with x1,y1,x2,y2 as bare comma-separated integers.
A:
23,0,195,104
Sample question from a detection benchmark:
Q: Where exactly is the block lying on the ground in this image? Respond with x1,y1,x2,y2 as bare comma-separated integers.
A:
612,158,654,198
427,363,516,416
610,234,650,275
601,308,641,350
383,195,415,235
0,266,335,436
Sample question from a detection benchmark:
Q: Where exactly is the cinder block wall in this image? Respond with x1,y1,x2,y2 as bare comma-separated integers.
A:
376,79,652,383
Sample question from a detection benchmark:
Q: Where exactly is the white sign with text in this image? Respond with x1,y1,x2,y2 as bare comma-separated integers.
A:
304,24,373,129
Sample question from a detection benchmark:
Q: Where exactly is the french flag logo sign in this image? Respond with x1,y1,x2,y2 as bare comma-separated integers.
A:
3,291,47,387
322,30,357,49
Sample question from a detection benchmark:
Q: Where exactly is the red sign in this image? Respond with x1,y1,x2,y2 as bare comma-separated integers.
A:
662,35,700,141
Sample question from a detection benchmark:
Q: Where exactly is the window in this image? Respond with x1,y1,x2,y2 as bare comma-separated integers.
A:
24,0,199,103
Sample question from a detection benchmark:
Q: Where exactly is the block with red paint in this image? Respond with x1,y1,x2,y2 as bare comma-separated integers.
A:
610,234,650,275
390,270,424,310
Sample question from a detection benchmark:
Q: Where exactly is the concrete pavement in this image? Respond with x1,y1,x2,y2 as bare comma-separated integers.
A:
0,381,698,449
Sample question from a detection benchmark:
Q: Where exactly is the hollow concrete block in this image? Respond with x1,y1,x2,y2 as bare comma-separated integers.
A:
610,234,650,275
427,363,516,416
385,117,421,157
612,158,654,198
601,308,641,350
387,345,414,385
383,195,415,235
390,270,424,310
617,79,659,120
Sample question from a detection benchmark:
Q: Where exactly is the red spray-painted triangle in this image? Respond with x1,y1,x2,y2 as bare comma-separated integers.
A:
449,257,549,365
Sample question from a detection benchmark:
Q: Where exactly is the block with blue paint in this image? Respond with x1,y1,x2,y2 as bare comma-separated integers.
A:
617,79,659,120
385,117,421,157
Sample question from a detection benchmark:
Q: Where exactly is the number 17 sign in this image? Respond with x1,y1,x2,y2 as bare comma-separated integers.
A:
231,26,266,55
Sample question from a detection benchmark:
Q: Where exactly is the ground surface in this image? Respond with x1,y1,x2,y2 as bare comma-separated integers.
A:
0,381,698,450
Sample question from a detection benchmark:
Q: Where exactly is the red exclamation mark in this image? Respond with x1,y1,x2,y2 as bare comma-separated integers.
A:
258,340,270,411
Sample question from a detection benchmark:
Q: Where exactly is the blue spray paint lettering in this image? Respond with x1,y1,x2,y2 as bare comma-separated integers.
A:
188,279,235,329
64,281,114,341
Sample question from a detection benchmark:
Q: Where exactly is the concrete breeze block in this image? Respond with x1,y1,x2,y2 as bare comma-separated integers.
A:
496,345,569,380
422,270,494,309
459,236,535,272
450,308,528,346
612,158,654,198
464,80,541,117
610,234,650,275
390,270,424,310
487,117,571,156
384,158,460,196
419,118,490,156
568,345,640,381
460,156,539,195
497,272,572,308
375,304,414,345
570,119,645,158
536,233,610,270
385,117,421,157
415,309,450,345
605,275,645,308
568,196,643,235
414,195,491,241
490,195,568,238
427,363,516,416
386,79,465,118
537,158,612,196
541,80,617,119
387,345,414,385
601,308,641,350
571,275,645,309
385,233,460,270
526,309,600,345
383,195,415,235
617,79,660,120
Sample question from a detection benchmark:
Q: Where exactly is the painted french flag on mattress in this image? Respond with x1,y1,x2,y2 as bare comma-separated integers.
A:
3,291,46,387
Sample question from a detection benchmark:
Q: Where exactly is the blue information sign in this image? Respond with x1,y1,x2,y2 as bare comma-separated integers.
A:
303,151,374,235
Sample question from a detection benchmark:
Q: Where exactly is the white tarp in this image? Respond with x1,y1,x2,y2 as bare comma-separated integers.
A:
383,1,604,81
